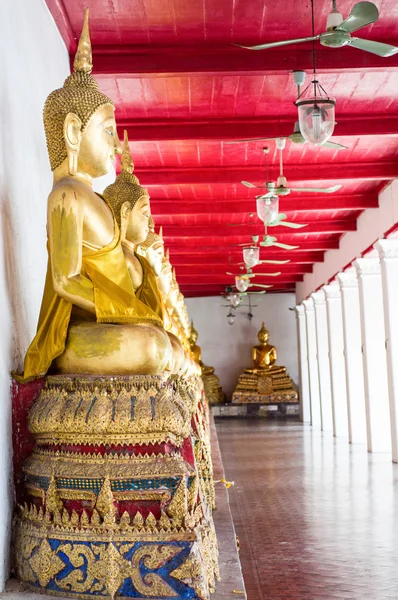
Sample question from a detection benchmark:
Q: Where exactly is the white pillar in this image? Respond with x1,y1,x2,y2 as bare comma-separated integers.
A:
323,283,349,438
376,239,398,462
303,298,321,428
354,257,391,453
295,304,311,423
337,269,367,444
311,291,333,432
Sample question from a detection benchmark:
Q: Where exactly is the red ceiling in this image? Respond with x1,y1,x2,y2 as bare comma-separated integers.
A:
46,0,398,296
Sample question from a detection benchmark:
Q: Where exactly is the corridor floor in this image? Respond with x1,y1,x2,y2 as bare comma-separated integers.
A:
216,419,398,600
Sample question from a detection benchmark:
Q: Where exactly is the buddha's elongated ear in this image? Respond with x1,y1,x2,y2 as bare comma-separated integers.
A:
64,113,83,175
120,201,131,241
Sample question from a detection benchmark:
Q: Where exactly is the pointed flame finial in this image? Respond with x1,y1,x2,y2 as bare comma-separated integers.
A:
121,130,134,175
159,226,163,241
73,8,93,74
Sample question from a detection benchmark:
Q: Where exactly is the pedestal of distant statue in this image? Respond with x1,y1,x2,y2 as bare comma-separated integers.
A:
189,321,226,405
231,323,298,410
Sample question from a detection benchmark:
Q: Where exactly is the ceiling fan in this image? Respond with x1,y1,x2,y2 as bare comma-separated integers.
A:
235,1,398,58
242,140,342,196
237,232,300,251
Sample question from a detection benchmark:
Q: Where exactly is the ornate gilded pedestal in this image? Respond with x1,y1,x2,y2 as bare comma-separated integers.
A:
14,374,219,599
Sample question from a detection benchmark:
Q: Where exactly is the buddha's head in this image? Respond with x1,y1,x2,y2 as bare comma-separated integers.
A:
258,322,270,344
138,222,164,275
189,320,198,345
104,131,151,245
43,10,122,177
158,250,173,295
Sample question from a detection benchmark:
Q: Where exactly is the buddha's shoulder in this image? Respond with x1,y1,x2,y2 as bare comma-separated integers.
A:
48,179,97,209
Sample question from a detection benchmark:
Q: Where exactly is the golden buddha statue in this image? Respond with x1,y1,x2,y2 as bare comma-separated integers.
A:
245,322,286,374
19,12,172,380
232,322,298,404
189,321,225,404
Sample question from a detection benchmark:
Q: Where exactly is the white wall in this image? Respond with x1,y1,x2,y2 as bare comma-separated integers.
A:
296,181,398,302
186,293,298,399
0,0,69,588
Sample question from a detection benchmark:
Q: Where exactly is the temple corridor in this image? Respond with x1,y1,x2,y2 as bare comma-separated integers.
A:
216,419,398,600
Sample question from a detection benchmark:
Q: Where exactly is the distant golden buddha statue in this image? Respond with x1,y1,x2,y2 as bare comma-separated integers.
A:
232,322,297,405
189,321,225,404
19,10,172,380
245,322,286,375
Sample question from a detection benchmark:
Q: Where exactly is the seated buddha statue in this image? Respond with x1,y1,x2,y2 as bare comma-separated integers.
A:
19,10,172,380
189,321,225,404
245,323,286,374
101,132,189,375
189,321,214,376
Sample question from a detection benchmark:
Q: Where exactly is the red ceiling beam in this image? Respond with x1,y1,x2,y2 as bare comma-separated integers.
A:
138,161,398,185
169,251,324,264
173,264,313,275
163,221,356,237
121,116,398,141
152,194,378,216
168,239,339,250
91,44,398,78
181,283,296,302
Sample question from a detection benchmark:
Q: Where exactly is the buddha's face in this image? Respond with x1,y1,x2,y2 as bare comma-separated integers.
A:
146,242,164,276
78,105,121,177
126,195,151,244
158,264,172,295
258,332,269,344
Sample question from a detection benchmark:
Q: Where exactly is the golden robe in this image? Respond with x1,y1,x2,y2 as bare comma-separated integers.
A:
20,198,163,382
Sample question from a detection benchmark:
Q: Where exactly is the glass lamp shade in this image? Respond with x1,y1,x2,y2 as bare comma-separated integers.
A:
227,312,235,325
296,98,336,146
243,246,260,268
235,276,250,292
229,293,241,308
256,195,279,225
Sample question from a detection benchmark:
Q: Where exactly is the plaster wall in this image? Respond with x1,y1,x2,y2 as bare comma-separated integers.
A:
0,0,69,587
185,293,298,399
296,181,398,302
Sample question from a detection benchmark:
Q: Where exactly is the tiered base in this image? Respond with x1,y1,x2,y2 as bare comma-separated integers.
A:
232,370,298,405
13,373,219,600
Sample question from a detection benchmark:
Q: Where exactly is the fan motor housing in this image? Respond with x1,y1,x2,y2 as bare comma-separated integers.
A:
320,30,351,48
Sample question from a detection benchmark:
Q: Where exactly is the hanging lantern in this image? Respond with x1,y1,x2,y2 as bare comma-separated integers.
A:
235,276,250,292
229,293,241,308
256,195,279,225
296,80,336,146
227,310,235,325
243,246,260,268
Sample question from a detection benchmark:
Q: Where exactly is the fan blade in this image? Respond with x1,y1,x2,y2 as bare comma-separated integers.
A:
225,137,275,144
254,272,282,277
289,184,342,193
233,36,319,51
322,141,348,150
227,223,246,227
241,180,257,188
336,2,378,34
277,221,308,229
350,37,398,57
273,242,300,250
250,283,274,288
260,259,290,264
226,272,235,276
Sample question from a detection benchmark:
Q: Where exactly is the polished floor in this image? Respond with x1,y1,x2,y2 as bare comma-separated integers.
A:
216,419,398,600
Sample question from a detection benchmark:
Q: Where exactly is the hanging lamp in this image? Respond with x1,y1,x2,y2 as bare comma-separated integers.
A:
295,0,336,146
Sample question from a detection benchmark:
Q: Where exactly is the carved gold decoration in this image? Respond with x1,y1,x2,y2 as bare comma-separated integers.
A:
29,539,65,587
28,375,191,446
167,478,188,519
130,544,181,597
45,476,63,513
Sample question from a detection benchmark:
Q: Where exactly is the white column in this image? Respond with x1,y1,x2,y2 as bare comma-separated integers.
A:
295,304,311,423
354,257,391,453
376,239,398,462
303,298,321,428
337,269,367,444
323,283,349,438
311,291,333,432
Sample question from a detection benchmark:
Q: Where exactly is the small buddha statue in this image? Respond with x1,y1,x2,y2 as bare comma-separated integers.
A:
189,321,225,404
245,323,286,374
19,10,172,380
